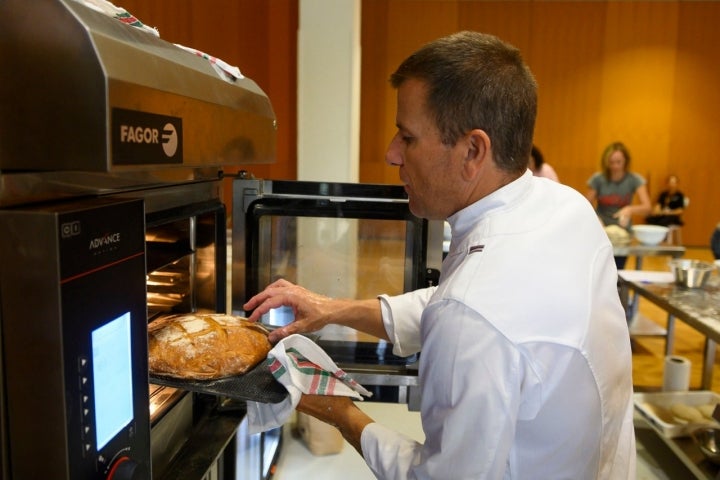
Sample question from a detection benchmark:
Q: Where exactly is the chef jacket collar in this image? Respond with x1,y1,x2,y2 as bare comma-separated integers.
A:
446,169,533,244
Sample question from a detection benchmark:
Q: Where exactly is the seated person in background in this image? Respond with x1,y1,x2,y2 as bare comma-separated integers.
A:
711,223,720,260
646,174,685,227
528,144,559,182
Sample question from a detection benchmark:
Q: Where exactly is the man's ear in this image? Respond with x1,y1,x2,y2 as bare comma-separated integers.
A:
462,129,490,180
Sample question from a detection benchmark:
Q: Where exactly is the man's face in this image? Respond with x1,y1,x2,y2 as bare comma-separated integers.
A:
385,79,467,220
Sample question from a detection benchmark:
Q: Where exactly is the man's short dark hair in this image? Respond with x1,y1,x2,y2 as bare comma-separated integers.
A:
390,31,537,175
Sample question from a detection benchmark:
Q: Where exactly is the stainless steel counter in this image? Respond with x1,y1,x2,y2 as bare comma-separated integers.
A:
613,244,686,264
620,266,720,479
615,244,687,344
618,273,720,389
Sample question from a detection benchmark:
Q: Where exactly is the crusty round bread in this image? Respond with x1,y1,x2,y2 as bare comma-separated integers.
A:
148,313,271,380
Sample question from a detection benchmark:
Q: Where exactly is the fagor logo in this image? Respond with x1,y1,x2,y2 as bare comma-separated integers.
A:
119,123,178,158
120,125,159,144
112,109,183,165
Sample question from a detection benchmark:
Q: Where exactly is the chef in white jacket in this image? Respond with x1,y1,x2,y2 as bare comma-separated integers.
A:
245,31,636,479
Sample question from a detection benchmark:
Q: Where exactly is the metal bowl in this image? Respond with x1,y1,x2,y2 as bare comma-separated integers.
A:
669,259,715,288
693,427,720,465
632,224,669,246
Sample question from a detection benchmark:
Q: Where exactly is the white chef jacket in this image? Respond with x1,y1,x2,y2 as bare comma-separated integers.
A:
360,171,636,479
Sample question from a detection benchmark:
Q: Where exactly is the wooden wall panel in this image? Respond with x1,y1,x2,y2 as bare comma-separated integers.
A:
359,0,390,185
361,1,461,185
597,2,678,194
359,0,719,246
669,2,720,247
526,2,607,191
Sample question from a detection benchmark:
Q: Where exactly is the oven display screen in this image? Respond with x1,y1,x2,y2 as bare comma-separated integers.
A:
91,312,134,451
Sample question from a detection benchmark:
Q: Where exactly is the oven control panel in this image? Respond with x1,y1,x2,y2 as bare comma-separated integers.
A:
0,198,151,479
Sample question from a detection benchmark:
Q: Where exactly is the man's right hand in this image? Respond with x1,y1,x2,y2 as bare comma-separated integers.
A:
243,279,336,343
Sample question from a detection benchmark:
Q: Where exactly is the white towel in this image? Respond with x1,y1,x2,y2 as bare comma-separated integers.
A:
72,0,160,36
246,334,372,434
71,0,243,82
173,44,244,81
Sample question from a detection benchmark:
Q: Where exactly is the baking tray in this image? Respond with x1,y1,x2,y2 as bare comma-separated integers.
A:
150,360,287,404
148,328,321,404
634,391,720,438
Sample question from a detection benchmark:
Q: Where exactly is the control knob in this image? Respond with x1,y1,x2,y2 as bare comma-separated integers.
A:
107,456,148,480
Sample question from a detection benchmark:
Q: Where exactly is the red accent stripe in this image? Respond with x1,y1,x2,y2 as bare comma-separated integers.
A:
60,251,144,284
107,456,130,478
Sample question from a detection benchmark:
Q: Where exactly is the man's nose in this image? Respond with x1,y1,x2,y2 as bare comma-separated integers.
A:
386,136,403,166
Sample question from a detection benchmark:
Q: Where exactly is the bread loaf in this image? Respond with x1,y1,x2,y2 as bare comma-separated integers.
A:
670,403,705,423
148,313,271,379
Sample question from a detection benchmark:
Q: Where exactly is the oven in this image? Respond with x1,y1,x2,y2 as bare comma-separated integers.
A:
0,179,242,480
0,1,274,479
0,1,441,479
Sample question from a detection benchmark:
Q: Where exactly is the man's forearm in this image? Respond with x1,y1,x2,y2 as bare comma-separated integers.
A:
297,395,375,454
329,298,388,341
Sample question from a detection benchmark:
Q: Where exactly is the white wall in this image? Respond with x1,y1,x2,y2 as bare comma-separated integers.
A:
297,0,360,182
297,1,361,294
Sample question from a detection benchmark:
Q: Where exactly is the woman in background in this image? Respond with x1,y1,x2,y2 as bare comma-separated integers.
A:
586,141,652,269
528,145,559,182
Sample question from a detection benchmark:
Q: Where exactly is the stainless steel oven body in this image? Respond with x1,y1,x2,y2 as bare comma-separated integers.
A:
0,1,276,479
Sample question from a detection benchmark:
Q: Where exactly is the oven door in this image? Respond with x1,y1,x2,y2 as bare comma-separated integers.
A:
231,178,442,408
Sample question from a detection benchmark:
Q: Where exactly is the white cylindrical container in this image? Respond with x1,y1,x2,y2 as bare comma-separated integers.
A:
662,355,692,392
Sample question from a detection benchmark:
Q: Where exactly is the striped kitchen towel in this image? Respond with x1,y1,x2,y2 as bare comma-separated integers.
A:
246,334,372,434
73,0,159,36
174,44,244,81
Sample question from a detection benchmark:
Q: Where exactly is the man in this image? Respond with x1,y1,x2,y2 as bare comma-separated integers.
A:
244,31,636,479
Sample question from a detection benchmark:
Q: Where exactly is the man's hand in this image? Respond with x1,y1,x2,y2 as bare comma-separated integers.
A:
243,279,389,343
243,279,336,343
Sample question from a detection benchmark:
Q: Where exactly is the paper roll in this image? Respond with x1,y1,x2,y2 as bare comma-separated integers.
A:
662,355,691,392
